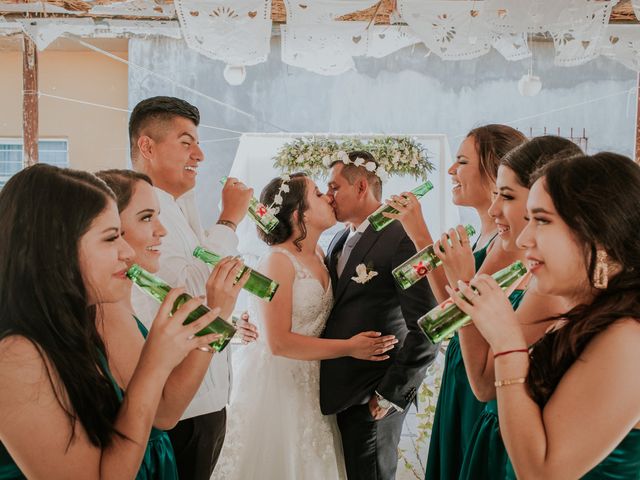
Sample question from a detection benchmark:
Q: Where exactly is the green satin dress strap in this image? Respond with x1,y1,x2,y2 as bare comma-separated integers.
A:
506,428,640,479
425,233,498,480
129,316,179,480
458,290,527,480
0,444,24,480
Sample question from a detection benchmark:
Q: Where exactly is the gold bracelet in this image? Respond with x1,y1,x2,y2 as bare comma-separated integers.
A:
494,377,526,388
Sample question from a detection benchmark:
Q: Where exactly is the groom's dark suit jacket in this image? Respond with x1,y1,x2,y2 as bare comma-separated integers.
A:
320,220,439,415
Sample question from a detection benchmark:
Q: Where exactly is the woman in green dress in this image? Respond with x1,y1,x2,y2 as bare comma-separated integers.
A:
384,125,526,479
457,136,581,479
451,153,640,479
95,169,255,479
0,165,227,478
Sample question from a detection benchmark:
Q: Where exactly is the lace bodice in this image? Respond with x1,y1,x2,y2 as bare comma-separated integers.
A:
251,246,333,338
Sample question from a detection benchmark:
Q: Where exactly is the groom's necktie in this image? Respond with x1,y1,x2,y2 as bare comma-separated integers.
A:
336,231,362,278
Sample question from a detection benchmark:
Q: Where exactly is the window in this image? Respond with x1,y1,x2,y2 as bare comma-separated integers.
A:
0,139,69,188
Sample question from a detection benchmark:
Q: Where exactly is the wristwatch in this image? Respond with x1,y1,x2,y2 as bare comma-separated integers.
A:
375,392,393,410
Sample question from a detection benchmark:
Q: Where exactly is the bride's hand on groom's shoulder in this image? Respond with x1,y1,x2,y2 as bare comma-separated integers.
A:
347,331,398,361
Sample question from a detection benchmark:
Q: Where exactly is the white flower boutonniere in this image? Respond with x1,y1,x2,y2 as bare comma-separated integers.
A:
351,263,378,284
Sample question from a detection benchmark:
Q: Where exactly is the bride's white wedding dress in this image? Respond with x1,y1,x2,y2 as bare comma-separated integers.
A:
212,247,347,480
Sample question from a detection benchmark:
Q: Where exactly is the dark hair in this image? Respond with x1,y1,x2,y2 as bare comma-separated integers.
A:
129,96,200,162
96,169,153,212
466,124,527,183
258,173,308,251
501,136,583,188
0,164,122,447
526,153,640,406
330,150,382,201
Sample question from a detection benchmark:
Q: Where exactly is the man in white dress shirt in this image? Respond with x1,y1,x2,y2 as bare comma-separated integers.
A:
128,96,254,479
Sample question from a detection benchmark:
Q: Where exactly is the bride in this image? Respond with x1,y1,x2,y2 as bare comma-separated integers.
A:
212,173,398,480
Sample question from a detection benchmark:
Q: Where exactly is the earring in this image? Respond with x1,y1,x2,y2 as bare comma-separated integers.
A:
593,250,609,289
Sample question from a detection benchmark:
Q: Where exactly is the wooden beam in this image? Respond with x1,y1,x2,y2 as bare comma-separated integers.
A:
22,33,38,167
1,0,637,24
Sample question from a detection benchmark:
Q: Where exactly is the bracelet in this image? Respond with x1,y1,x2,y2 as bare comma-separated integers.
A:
494,377,526,388
216,219,237,232
493,348,529,359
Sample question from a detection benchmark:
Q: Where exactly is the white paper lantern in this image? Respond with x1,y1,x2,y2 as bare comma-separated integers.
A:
518,73,542,96
223,65,246,86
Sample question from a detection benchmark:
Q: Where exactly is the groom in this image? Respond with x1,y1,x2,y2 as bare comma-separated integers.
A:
321,150,439,480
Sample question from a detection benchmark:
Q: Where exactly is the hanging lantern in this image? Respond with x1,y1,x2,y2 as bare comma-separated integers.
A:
518,73,542,96
223,64,247,86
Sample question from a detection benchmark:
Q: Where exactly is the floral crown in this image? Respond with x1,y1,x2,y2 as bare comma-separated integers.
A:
325,151,388,182
267,174,291,215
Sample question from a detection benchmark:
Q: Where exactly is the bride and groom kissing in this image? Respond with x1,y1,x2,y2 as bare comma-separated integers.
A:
213,151,439,480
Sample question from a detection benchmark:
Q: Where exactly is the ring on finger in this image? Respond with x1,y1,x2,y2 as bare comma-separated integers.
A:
197,346,214,353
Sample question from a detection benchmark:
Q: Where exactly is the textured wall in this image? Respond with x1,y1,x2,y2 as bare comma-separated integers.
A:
129,36,636,227
0,49,129,172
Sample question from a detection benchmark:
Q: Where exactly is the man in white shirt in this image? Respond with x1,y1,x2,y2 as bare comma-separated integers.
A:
128,96,254,479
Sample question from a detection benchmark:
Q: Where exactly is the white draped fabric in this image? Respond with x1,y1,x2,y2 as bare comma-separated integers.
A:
228,133,458,263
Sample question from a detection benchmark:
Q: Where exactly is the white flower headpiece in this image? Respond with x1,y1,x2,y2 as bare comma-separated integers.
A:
267,174,291,215
329,150,389,182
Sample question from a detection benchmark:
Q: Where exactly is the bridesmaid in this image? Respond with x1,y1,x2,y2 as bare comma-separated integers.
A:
452,153,640,478
384,124,526,479
94,169,248,478
457,136,581,479
0,165,221,479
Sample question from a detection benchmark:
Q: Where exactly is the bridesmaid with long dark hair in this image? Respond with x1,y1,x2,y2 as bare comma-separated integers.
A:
384,124,526,479
0,165,222,479
451,153,640,478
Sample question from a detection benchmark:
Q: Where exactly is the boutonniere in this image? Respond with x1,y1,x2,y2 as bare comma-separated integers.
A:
352,263,378,284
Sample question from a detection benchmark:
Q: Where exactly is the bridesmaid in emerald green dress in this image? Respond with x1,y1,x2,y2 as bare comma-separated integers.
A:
0,165,225,478
451,153,640,479
457,136,582,479
383,125,527,479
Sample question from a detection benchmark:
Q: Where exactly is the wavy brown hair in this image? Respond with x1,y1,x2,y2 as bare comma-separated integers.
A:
467,124,527,183
526,153,640,406
258,173,308,251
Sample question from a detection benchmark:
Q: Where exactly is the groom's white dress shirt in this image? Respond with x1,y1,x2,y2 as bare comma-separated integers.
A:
131,187,238,420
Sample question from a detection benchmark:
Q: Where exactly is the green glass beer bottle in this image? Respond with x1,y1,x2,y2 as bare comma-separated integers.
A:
368,180,434,232
220,176,279,234
419,261,527,344
126,264,237,352
193,246,279,302
392,224,476,290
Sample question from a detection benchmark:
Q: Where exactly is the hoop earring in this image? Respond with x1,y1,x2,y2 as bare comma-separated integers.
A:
593,250,609,289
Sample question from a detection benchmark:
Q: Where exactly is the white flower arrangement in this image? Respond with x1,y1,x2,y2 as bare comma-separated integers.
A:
351,263,378,284
273,137,434,180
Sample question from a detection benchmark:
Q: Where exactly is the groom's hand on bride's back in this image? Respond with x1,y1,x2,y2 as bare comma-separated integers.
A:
348,331,398,361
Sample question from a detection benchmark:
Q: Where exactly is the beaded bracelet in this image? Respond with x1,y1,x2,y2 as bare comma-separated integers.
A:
216,219,237,232
494,377,526,388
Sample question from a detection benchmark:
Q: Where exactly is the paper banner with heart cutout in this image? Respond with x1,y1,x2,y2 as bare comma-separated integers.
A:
175,0,272,66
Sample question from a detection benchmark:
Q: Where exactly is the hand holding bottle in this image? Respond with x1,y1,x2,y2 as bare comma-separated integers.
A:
381,192,432,249
445,275,526,351
205,256,250,320
142,288,224,373
219,177,253,227
347,331,398,361
434,226,476,285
